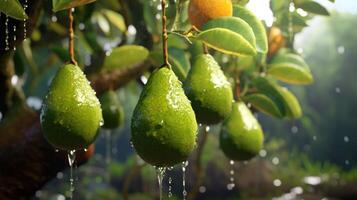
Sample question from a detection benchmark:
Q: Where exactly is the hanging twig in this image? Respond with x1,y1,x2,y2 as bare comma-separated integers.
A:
161,0,170,68
68,9,77,66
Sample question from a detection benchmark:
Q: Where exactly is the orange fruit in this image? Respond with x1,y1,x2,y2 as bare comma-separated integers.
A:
268,27,285,58
188,0,233,28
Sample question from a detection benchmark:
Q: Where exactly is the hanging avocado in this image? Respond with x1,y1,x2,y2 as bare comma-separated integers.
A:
184,54,233,125
131,67,198,167
41,64,103,151
100,90,124,129
220,102,264,161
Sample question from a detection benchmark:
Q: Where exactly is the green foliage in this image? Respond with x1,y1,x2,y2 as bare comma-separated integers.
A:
0,0,27,20
103,45,149,72
53,0,97,12
233,5,268,53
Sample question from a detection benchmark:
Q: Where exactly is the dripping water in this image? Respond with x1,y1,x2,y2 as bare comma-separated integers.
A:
5,15,9,50
13,24,16,50
23,0,28,41
182,161,188,200
67,150,76,199
227,160,235,190
155,167,166,200
167,166,174,198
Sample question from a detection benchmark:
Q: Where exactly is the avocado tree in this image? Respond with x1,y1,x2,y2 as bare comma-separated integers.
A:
0,0,333,199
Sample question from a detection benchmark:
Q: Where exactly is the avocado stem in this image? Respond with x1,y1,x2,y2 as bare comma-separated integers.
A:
68,9,77,66
161,0,171,69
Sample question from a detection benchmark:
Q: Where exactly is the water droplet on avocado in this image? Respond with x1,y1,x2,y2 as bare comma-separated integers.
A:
41,64,103,151
131,68,197,167
184,54,233,125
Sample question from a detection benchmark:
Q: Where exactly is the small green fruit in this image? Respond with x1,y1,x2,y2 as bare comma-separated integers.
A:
41,64,103,151
100,90,124,129
220,102,264,161
184,54,233,125
131,67,197,167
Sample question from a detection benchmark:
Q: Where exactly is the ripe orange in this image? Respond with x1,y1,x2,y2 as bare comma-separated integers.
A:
188,0,233,28
268,26,285,57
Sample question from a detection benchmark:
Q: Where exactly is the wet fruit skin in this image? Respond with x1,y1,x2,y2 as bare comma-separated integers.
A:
131,67,197,167
41,64,103,151
100,90,124,129
184,54,233,125
220,102,264,161
188,0,233,28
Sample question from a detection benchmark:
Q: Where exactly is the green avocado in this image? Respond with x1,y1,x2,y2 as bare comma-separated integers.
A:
131,67,197,167
184,54,233,125
220,102,264,161
41,64,103,151
100,90,124,129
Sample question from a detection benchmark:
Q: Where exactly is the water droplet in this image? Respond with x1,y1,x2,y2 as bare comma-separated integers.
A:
84,148,87,152
205,126,210,132
337,46,345,54
345,160,350,165
272,157,280,165
56,172,63,179
344,136,349,143
227,160,236,191
5,15,9,50
199,186,206,193
55,149,59,153
23,0,28,40
273,179,282,187
291,126,299,134
259,149,267,157
335,87,341,94
168,176,172,198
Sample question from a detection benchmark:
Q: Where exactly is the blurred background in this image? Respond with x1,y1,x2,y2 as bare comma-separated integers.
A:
33,1,357,200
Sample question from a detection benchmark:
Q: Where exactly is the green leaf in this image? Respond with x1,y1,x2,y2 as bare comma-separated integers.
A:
268,53,313,85
233,5,268,53
296,1,330,16
102,9,126,33
53,0,96,12
0,0,28,20
243,93,283,118
196,28,256,56
201,17,256,49
277,86,302,119
103,45,149,72
253,77,302,119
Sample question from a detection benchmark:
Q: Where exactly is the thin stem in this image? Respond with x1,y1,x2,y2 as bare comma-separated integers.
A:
68,9,77,66
202,44,208,54
161,0,170,68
